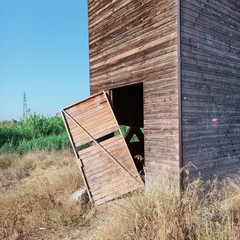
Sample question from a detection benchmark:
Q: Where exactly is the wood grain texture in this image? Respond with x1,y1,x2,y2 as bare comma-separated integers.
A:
181,0,240,181
62,92,143,204
88,0,180,193
64,93,118,147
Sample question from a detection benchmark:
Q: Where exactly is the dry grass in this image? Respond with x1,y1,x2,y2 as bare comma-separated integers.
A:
2,150,240,240
0,150,92,240
90,176,240,240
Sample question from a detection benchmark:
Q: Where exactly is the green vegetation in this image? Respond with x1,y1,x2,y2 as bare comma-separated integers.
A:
0,113,70,154
2,114,240,239
120,125,143,142
0,114,93,239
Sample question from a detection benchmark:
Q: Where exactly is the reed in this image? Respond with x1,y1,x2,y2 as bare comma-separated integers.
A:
0,113,70,154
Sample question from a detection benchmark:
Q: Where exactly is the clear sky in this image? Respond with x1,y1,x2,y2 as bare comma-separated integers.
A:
0,0,90,121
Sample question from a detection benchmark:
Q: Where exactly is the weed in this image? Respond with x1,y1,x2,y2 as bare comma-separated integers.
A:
0,151,91,239
90,177,240,240
0,113,70,154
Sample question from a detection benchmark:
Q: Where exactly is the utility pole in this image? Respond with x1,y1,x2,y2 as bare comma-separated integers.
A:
23,92,28,119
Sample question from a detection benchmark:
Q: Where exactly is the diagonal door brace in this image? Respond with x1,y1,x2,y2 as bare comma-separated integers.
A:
62,109,142,184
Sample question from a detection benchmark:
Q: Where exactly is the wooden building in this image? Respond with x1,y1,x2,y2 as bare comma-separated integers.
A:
88,0,240,189
62,0,240,204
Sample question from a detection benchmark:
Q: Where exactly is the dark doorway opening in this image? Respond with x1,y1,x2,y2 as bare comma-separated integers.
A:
109,83,144,179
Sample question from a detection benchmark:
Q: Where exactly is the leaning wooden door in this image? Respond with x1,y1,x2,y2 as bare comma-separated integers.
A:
61,91,143,205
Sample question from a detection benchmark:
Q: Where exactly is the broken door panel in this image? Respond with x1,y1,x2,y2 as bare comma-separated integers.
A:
61,91,143,205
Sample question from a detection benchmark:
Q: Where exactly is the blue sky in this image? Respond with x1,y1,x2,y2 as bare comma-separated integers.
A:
0,0,90,120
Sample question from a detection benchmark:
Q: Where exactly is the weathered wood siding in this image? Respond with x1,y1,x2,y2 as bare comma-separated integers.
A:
181,0,240,180
88,0,180,191
62,92,143,205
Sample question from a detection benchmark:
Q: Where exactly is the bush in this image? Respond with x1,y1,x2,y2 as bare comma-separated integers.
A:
0,113,69,154
20,113,66,138
16,133,69,154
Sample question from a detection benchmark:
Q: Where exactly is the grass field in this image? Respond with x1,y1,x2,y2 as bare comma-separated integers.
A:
0,150,93,239
90,177,240,240
1,114,240,239
1,149,240,239
0,115,93,239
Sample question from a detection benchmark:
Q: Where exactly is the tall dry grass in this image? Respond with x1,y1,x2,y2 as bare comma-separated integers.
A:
2,149,240,240
0,150,92,240
90,176,240,240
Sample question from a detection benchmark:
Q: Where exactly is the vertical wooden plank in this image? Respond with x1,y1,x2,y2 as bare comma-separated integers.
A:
61,111,93,202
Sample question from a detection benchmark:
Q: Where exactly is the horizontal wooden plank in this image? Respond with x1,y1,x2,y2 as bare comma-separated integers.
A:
181,0,240,183
83,155,133,177
62,92,142,204
82,151,135,175
94,184,141,205
92,178,137,198
88,0,180,194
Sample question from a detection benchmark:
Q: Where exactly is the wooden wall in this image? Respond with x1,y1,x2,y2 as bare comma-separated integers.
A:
181,0,240,181
88,0,180,192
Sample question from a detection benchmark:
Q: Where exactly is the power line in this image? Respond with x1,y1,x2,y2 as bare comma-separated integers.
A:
23,92,28,119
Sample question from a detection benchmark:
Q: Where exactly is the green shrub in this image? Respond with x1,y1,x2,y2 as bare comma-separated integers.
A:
0,113,69,154
16,134,69,154
20,113,66,138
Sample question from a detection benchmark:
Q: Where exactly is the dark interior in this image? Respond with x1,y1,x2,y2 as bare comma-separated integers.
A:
109,83,145,178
